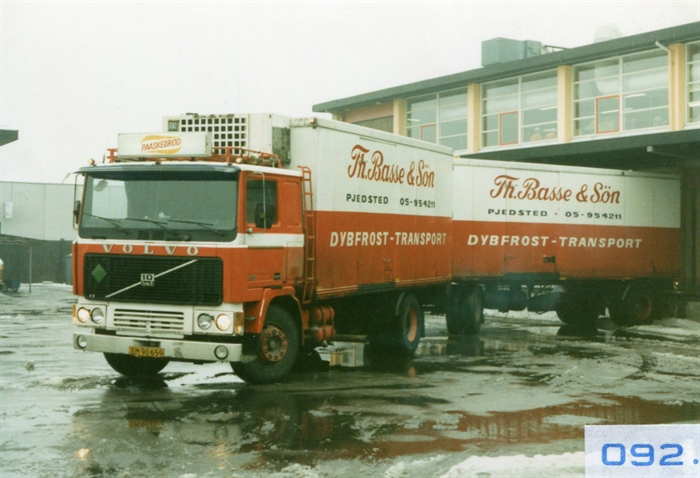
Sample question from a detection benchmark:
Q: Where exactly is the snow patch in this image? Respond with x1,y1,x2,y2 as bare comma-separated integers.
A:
272,464,321,478
487,310,560,322
384,455,447,477
631,319,700,338
441,452,584,477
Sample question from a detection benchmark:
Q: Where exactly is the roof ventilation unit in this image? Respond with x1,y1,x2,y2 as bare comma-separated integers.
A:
481,38,542,66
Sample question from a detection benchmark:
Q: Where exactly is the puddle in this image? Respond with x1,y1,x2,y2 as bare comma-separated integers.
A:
315,333,622,379
319,336,485,361
70,386,700,471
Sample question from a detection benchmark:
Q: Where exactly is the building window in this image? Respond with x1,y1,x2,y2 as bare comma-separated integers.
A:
437,90,468,149
596,96,620,133
688,41,700,126
500,112,519,144
573,50,669,137
481,70,557,148
406,88,467,150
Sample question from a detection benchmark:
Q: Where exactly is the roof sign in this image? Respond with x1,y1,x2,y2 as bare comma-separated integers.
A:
118,132,212,158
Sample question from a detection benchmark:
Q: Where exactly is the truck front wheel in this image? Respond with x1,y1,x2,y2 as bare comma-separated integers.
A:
232,305,300,384
104,353,169,377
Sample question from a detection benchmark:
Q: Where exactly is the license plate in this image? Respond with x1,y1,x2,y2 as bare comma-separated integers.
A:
128,419,165,430
129,346,165,358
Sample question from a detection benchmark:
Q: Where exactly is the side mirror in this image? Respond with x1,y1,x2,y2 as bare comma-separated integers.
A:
73,200,82,226
254,203,276,229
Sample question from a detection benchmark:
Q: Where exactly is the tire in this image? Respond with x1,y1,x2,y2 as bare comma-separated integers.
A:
103,353,169,377
231,305,300,384
624,287,658,325
609,285,659,326
555,289,600,326
446,295,461,335
368,293,424,356
394,294,423,355
608,303,629,326
447,287,483,336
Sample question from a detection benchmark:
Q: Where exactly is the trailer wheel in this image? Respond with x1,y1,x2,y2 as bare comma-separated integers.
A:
232,305,300,384
447,287,483,336
103,353,169,377
555,289,600,326
609,284,658,326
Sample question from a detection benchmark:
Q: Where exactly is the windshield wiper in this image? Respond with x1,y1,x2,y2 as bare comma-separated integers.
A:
166,219,224,236
123,217,171,230
83,213,130,234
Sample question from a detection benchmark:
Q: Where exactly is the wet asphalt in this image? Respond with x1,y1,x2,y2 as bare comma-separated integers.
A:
1,284,699,477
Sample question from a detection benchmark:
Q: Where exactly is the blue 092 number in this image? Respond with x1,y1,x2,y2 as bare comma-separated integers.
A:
602,443,684,466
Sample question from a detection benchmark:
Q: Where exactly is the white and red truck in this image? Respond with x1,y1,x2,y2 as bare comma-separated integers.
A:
71,114,680,383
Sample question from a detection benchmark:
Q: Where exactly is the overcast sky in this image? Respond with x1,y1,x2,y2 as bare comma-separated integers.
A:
1,1,698,184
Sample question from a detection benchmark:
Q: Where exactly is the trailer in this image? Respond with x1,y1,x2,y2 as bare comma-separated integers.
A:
449,159,680,333
71,114,680,383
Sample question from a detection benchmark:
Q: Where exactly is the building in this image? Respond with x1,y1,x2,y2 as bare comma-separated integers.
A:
0,182,80,284
313,22,700,314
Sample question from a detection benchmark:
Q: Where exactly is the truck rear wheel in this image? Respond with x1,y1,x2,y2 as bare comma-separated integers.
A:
555,289,600,326
395,294,423,355
103,353,169,377
369,293,424,355
446,287,483,336
232,305,300,384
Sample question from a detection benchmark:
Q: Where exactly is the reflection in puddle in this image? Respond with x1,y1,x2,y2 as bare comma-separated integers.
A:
316,331,620,378
556,324,604,339
71,380,700,474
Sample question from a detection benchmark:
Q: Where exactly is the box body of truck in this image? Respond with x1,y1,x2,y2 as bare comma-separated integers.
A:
288,118,454,298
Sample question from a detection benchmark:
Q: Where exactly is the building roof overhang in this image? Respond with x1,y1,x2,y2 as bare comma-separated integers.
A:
465,129,700,171
0,234,37,245
0,130,19,147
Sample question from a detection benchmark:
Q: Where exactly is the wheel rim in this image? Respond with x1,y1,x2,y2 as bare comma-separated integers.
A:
630,293,653,321
260,324,289,363
405,307,418,342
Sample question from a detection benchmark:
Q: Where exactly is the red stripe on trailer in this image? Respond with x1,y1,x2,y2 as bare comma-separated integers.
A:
452,220,680,279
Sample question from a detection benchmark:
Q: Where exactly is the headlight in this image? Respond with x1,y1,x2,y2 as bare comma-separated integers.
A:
197,313,213,330
76,335,88,349
214,345,229,360
90,307,105,324
215,314,232,331
77,308,91,323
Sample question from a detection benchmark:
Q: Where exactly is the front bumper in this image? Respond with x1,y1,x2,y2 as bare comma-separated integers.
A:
73,332,243,363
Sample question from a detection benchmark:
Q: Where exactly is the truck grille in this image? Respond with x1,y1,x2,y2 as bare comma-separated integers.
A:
84,254,223,306
113,308,185,333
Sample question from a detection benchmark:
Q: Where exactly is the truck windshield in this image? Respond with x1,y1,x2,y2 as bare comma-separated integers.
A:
80,169,238,242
